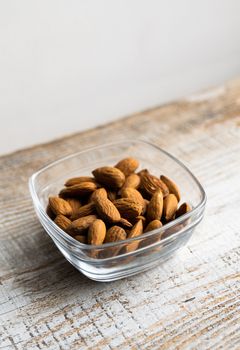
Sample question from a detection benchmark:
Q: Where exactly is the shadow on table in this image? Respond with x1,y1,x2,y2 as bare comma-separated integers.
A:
12,226,104,298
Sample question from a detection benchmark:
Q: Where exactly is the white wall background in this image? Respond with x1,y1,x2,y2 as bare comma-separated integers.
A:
0,0,240,155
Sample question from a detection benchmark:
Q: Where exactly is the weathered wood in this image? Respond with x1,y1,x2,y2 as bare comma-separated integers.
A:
0,79,240,349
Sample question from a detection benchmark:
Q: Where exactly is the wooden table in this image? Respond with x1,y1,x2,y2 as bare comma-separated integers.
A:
1,79,240,350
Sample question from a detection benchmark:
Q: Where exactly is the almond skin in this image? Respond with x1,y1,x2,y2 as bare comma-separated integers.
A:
144,219,162,233
54,215,72,231
147,190,163,221
59,182,97,197
160,175,181,202
65,198,82,215
105,226,127,243
88,219,106,245
46,204,55,219
122,173,141,191
94,196,121,223
142,220,164,247
115,157,139,176
118,218,133,228
90,188,108,202
121,187,145,209
74,235,87,244
126,219,143,253
140,172,169,198
163,194,178,221
92,166,125,189
175,202,191,218
107,190,117,202
137,168,149,176
65,176,97,187
71,202,96,220
113,198,143,220
68,215,97,235
49,197,72,217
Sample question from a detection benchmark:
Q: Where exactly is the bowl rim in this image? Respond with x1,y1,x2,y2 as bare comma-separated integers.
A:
29,139,207,249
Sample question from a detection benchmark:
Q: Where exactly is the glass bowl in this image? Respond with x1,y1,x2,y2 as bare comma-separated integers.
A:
29,140,206,282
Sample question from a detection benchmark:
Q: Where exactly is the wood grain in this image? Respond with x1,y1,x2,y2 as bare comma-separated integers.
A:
0,79,240,349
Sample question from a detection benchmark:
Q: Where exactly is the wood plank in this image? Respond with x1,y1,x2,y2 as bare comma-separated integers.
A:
0,79,240,349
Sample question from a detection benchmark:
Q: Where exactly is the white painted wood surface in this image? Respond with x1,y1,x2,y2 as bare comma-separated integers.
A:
0,79,240,349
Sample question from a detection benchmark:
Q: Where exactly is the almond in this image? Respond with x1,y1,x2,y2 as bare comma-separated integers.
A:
59,182,97,197
94,196,121,223
46,204,55,219
163,194,178,221
88,219,106,245
113,198,143,220
140,172,169,198
49,196,72,216
68,215,97,235
135,215,146,222
126,219,143,253
105,226,127,243
65,198,82,215
175,202,191,218
121,187,145,212
54,215,72,231
74,235,87,244
107,190,117,202
118,218,133,228
137,168,150,177
65,176,97,187
71,202,96,220
122,173,141,190
144,219,162,233
160,175,181,202
90,188,108,202
142,220,163,248
92,166,125,189
147,190,163,221
115,157,139,176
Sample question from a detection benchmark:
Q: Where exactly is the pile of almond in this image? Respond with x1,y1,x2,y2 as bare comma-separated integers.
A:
47,158,191,251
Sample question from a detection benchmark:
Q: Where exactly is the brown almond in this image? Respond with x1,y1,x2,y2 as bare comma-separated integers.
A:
65,198,82,215
90,188,108,202
59,182,97,197
142,220,164,248
54,215,72,231
121,187,145,210
68,215,97,235
160,175,181,202
163,194,178,221
115,157,139,176
147,190,163,221
135,215,146,222
125,219,143,253
113,198,143,220
46,204,55,219
49,196,72,216
74,235,87,244
107,190,117,202
92,166,125,189
88,219,106,245
95,196,121,223
105,226,127,243
144,219,162,233
122,173,141,190
140,172,169,198
118,218,133,228
137,168,149,176
65,176,97,187
175,202,191,218
71,202,96,220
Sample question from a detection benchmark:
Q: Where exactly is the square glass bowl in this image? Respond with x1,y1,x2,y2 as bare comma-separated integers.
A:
29,140,206,282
